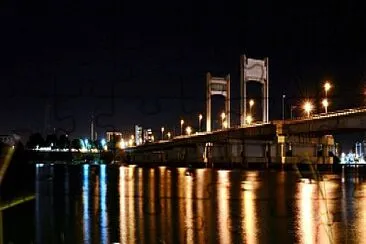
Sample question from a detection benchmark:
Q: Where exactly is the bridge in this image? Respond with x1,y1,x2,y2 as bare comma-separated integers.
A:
126,106,366,167
125,55,366,167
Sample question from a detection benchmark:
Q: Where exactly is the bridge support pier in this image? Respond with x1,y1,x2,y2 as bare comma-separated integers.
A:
274,134,335,165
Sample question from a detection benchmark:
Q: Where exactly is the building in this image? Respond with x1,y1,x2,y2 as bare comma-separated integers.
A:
106,132,122,143
143,129,154,143
135,125,143,146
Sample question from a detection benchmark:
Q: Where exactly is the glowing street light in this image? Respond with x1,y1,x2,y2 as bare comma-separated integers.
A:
161,126,164,140
246,114,253,125
198,114,203,132
186,126,192,135
324,81,331,97
167,132,171,139
180,119,184,135
303,101,313,118
323,81,332,113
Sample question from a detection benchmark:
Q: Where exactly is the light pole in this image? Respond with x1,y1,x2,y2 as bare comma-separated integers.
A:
198,114,203,132
161,127,164,140
220,112,226,129
322,99,329,113
180,119,184,135
323,81,331,113
282,94,286,120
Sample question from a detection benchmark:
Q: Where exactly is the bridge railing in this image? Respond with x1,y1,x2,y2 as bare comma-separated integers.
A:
286,106,366,123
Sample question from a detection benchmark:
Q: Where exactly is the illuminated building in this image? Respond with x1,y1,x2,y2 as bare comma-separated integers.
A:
143,129,153,143
135,125,143,146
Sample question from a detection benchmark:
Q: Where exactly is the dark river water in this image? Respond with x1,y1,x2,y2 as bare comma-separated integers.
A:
3,164,366,243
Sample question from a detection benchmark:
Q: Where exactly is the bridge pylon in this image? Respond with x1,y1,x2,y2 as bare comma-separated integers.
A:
206,73,230,132
240,55,269,125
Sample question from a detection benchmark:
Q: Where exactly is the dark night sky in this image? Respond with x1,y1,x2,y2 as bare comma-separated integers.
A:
1,1,366,141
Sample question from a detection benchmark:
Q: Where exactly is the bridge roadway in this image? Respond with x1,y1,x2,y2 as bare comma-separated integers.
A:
132,106,366,150
126,106,366,166
282,106,366,135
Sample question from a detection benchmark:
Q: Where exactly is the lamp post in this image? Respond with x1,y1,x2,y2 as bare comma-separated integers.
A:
180,119,184,135
198,114,203,132
323,81,331,113
322,99,329,113
161,127,164,140
290,105,297,119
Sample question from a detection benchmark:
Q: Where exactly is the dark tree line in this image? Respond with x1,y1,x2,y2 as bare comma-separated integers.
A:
26,133,105,151
26,133,71,149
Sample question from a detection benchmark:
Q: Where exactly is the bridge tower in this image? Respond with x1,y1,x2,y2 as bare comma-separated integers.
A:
206,73,231,132
240,55,269,125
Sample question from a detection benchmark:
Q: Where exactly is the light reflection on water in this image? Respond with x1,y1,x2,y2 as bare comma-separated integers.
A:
33,165,366,243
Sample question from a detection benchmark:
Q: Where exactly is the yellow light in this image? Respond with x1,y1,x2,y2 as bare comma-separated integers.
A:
221,112,226,120
167,132,171,139
223,121,228,128
246,114,253,124
324,82,331,92
199,114,203,121
130,135,135,140
322,98,328,107
180,119,184,126
303,101,313,117
186,126,192,135
249,99,254,107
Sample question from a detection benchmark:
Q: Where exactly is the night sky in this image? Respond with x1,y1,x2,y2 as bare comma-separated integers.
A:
1,1,366,141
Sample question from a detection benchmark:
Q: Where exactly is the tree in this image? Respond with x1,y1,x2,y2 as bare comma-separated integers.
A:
58,134,70,149
45,134,58,148
26,133,45,149
71,139,81,151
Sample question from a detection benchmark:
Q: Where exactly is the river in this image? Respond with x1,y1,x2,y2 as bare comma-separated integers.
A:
3,164,366,243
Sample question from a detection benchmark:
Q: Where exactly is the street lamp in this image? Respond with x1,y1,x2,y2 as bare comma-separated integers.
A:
186,126,192,135
246,114,253,124
161,126,164,140
303,101,313,118
180,119,184,135
323,81,332,113
324,81,331,97
167,132,171,139
198,114,203,132
221,112,226,129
